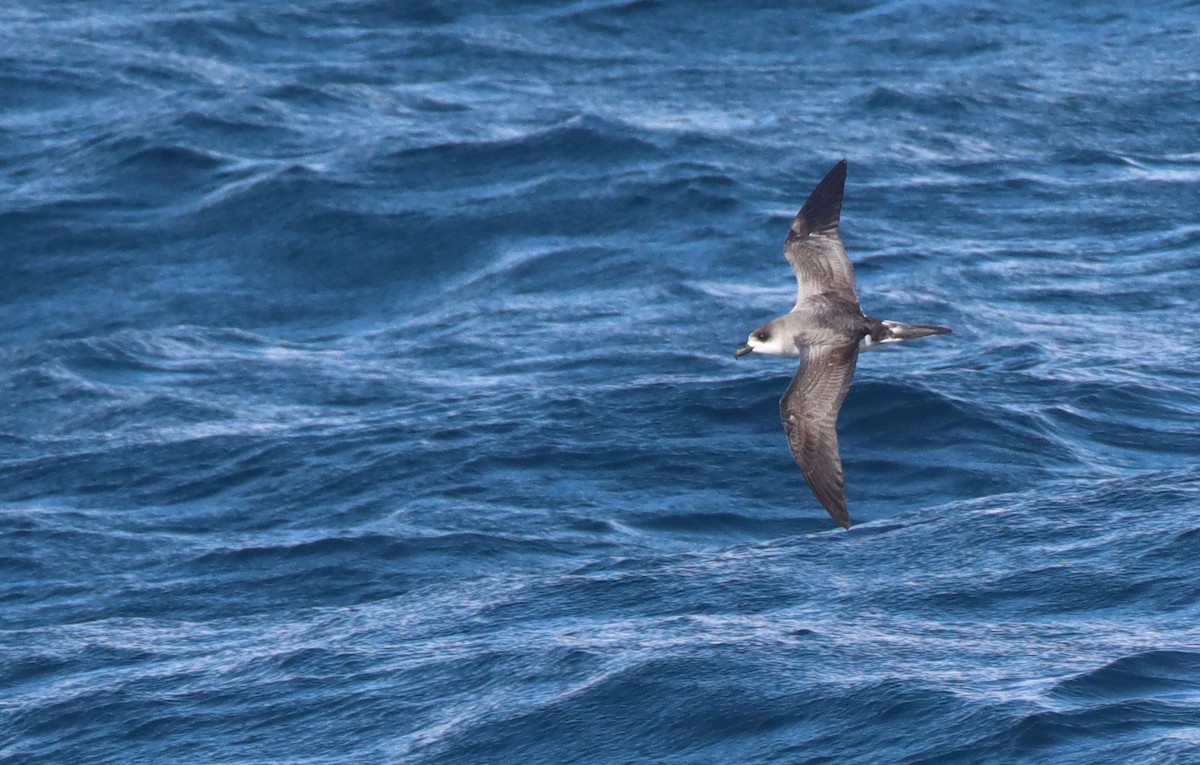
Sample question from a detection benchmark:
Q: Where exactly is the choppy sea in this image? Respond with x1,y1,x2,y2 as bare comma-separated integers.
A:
3,2,1200,763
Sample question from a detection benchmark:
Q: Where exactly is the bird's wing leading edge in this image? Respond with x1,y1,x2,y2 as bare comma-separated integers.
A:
779,340,860,529
784,159,858,306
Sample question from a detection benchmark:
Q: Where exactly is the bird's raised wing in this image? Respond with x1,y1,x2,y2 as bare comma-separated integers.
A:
784,159,858,306
779,340,860,528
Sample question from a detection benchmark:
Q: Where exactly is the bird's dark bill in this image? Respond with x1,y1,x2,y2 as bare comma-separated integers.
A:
734,345,752,358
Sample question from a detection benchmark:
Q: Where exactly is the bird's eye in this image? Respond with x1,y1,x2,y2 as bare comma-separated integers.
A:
755,331,770,342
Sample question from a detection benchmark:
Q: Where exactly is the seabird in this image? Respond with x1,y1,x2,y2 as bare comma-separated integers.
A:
735,160,951,529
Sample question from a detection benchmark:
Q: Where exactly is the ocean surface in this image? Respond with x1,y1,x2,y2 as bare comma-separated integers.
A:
3,1,1200,763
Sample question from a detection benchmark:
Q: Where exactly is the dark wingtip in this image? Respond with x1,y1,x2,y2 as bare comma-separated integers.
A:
832,509,852,530
820,496,852,530
792,159,848,237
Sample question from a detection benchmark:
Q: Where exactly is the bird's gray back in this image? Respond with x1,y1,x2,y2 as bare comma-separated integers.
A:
781,290,868,349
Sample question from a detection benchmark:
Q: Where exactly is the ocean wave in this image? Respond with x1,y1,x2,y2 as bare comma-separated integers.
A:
1051,650,1200,702
372,116,661,186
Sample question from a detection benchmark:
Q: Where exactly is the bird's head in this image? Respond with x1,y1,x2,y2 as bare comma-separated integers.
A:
735,320,791,358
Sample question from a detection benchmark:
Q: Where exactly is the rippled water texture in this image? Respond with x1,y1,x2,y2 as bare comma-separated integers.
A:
3,2,1200,763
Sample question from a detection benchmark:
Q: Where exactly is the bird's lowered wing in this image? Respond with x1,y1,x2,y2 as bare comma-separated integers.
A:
779,340,860,529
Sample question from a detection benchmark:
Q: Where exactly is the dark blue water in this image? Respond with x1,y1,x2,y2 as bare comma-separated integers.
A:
4,2,1200,762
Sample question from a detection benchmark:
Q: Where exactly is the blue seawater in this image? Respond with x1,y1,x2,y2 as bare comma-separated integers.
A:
3,1,1200,763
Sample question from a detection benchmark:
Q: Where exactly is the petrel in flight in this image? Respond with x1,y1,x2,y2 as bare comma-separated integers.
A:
735,160,951,529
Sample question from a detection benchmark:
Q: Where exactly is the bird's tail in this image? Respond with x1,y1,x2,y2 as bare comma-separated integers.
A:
880,320,952,342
